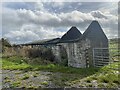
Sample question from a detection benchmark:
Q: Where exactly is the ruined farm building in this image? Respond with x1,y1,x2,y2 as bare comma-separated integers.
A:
78,20,109,67
52,20,109,68
22,20,109,68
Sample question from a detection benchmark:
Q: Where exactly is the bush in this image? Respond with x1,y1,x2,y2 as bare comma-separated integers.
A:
26,47,55,62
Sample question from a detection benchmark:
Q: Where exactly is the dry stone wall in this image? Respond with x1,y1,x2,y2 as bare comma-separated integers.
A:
51,45,61,63
51,39,91,68
65,39,91,68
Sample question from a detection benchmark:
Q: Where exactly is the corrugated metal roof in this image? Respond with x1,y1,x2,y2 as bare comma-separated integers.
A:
24,38,60,45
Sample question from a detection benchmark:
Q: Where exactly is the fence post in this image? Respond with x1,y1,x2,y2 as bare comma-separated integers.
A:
93,48,95,67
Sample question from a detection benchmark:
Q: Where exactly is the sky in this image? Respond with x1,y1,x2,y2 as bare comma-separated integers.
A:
1,1,118,44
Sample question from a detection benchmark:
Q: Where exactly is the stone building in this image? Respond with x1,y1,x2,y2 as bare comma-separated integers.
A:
52,20,109,68
22,20,109,68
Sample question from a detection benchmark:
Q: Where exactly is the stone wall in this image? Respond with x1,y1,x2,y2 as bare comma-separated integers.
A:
65,39,91,68
3,46,32,57
51,45,61,63
3,39,92,68
51,39,91,68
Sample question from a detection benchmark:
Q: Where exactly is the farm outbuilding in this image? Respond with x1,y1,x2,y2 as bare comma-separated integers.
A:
80,20,109,67
20,20,109,68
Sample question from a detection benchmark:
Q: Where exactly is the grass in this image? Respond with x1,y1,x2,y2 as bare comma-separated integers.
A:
2,56,119,88
2,63,119,88
21,74,30,80
33,73,38,77
79,62,120,88
41,81,49,86
2,56,30,70
11,81,21,88
2,60,30,70
4,76,9,80
4,79,11,83
28,85,36,89
109,39,120,61
2,56,99,75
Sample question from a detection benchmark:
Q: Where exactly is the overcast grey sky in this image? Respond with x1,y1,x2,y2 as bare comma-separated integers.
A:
1,2,118,44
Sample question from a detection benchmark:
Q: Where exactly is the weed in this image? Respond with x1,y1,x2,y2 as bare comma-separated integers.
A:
4,79,11,83
21,74,29,80
61,77,69,82
87,83,92,87
33,74,38,77
15,71,22,74
28,85,36,89
41,81,48,85
11,81,21,87
4,76,9,80
98,83,105,87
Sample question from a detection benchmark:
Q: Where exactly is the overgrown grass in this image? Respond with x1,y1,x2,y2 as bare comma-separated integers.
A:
2,56,99,75
2,58,30,70
41,81,49,86
2,55,119,88
109,39,120,61
21,74,30,80
11,81,21,88
48,61,119,88
78,62,120,88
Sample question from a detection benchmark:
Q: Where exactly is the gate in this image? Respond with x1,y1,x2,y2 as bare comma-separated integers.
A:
93,48,109,67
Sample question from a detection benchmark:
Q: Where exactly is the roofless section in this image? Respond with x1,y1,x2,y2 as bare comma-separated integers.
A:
59,26,82,43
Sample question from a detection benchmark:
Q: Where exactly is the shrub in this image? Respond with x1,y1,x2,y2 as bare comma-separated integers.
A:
26,47,55,62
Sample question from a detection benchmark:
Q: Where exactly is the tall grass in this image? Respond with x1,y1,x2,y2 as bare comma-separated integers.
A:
2,56,99,75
